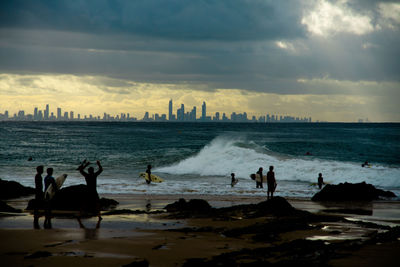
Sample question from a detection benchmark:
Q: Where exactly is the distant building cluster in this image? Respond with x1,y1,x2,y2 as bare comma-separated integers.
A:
0,100,313,123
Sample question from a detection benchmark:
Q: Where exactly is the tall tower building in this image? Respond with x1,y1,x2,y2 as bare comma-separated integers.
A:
201,101,206,120
44,104,49,120
57,108,62,120
168,99,173,121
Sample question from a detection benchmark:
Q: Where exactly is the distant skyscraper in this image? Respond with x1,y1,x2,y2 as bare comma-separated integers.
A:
57,108,62,120
34,107,38,120
201,101,206,120
168,99,173,121
44,104,49,120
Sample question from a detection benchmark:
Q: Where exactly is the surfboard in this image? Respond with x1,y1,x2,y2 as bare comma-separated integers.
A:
139,172,164,183
231,179,238,186
255,174,267,183
44,174,67,200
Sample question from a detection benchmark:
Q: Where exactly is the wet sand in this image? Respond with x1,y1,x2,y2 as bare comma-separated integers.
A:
1,194,400,266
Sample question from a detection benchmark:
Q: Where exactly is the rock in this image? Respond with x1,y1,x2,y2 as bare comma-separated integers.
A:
164,198,211,213
0,178,35,199
0,200,21,213
26,184,118,213
24,251,52,259
121,258,149,267
312,182,396,201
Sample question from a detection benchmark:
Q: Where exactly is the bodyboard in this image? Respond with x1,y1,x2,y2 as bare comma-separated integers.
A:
45,174,67,200
139,172,164,183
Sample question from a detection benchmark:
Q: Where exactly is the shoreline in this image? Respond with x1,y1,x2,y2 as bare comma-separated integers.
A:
1,194,400,266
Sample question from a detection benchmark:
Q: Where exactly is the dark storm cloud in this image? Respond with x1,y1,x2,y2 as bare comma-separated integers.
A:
0,0,399,96
0,0,305,41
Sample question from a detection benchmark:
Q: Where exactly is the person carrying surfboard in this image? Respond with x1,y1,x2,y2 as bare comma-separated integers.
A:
78,160,103,220
267,166,277,200
256,167,264,188
145,165,152,184
44,168,57,228
231,173,238,187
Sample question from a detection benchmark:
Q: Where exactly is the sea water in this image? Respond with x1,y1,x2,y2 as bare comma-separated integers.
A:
0,122,399,199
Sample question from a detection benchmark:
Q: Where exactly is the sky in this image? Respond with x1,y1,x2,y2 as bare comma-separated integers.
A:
0,0,399,122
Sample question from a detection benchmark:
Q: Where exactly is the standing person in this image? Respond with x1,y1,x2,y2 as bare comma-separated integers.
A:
231,173,238,187
78,160,103,220
256,167,264,188
267,166,277,200
44,168,57,229
317,173,324,189
34,165,44,229
145,165,152,184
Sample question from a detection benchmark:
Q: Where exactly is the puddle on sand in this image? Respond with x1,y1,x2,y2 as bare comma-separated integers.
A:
306,222,378,242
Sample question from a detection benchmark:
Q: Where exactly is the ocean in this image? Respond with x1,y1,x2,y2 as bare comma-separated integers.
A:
0,122,399,199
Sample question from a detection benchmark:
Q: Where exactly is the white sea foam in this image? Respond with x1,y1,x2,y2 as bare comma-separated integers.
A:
157,136,400,188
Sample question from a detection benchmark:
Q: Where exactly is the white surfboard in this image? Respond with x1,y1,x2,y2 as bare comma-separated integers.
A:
44,174,67,200
255,174,267,183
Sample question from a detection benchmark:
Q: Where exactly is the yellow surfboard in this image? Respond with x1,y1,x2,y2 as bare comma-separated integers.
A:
139,172,164,183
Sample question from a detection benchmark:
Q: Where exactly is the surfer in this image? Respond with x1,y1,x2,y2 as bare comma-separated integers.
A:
44,168,57,229
267,166,277,200
362,161,370,167
34,165,44,229
231,173,238,187
256,167,263,188
78,160,103,220
317,173,324,189
145,165,152,184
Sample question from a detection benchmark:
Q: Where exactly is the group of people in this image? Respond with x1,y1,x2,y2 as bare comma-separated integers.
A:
33,160,103,228
232,166,278,199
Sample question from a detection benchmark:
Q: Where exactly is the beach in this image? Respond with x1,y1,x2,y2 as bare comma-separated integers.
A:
1,194,400,267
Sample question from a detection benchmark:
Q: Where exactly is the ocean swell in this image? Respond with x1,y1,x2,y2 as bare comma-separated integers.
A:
157,136,400,188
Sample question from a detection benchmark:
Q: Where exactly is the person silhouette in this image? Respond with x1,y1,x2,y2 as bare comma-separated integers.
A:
317,173,324,189
256,167,264,188
145,165,152,184
34,165,44,229
43,168,56,229
78,160,103,220
267,166,277,200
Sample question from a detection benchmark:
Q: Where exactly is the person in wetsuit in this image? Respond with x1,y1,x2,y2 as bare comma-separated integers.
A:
34,165,44,229
317,173,324,189
256,167,264,188
78,160,103,219
267,166,277,200
43,167,57,229
145,165,152,184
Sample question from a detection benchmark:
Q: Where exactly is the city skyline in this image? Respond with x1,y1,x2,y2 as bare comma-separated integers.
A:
0,100,315,123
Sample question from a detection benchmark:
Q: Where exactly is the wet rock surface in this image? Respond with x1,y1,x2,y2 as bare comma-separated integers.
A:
0,200,21,213
312,182,396,201
0,179,35,199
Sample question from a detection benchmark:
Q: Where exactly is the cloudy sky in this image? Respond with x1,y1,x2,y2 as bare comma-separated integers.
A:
0,0,399,121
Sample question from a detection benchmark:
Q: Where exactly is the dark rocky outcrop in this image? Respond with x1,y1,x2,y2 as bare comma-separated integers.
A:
312,182,396,201
26,184,118,213
182,239,354,267
164,198,211,214
0,179,35,199
164,196,318,220
0,200,21,213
